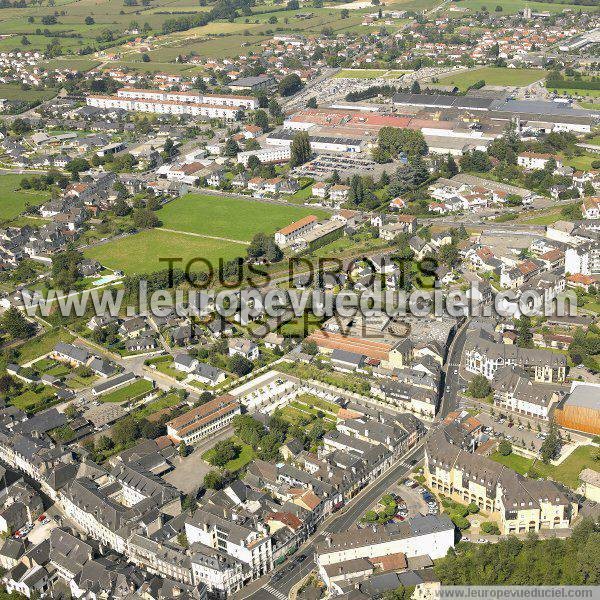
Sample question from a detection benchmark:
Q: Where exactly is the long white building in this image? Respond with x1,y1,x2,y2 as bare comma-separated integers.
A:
316,515,454,571
86,87,258,120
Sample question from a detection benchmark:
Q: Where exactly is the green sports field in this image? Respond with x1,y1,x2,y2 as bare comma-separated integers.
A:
84,228,248,275
156,194,328,241
438,67,547,90
0,174,51,221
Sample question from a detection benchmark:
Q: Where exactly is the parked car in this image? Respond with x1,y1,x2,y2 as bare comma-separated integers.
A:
37,514,46,522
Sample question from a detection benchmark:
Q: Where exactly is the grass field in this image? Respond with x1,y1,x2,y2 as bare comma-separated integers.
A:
101,378,154,403
84,228,248,274
550,88,600,99
438,67,547,90
444,0,599,14
11,386,56,411
18,328,75,364
133,393,180,420
0,84,57,102
491,445,599,489
156,194,328,241
202,436,255,472
0,174,50,221
490,451,534,475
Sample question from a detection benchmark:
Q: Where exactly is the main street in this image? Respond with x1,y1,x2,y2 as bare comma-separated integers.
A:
237,442,427,600
234,318,473,600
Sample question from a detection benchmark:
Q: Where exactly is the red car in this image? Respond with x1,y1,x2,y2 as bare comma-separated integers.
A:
37,514,46,522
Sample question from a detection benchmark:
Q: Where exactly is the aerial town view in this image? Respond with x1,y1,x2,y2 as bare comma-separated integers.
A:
0,0,597,597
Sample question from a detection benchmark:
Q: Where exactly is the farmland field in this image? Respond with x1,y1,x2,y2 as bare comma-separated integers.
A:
84,228,248,274
156,194,329,241
443,0,599,14
438,67,547,90
0,174,51,221
0,84,57,103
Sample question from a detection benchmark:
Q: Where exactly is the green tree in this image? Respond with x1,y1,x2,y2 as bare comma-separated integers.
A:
289,131,312,167
204,470,223,490
540,420,561,463
0,307,35,340
224,138,240,157
498,440,512,456
228,354,253,376
52,249,83,289
516,315,533,348
467,374,491,398
208,439,239,467
132,208,160,229
278,73,303,96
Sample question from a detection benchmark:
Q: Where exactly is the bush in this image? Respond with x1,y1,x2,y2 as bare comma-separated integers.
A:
480,521,500,535
451,514,471,530
498,440,512,456
467,502,480,514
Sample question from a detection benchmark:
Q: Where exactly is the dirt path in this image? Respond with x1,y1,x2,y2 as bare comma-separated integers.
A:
157,227,250,245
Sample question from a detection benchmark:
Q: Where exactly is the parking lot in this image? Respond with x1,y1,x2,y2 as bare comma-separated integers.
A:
162,426,233,494
477,412,547,453
16,512,57,545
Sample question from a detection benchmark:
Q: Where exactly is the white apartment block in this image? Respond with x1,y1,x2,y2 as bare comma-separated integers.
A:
185,509,273,580
316,515,454,570
565,242,600,276
517,152,562,171
86,95,242,120
274,215,318,247
237,147,291,166
115,87,258,109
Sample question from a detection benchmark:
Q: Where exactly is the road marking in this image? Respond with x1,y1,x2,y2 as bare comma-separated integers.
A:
264,585,287,600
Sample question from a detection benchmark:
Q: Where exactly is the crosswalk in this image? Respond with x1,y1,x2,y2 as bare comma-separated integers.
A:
264,584,287,600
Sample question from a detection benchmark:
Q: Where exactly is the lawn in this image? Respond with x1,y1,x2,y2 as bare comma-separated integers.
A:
0,84,57,102
11,386,57,412
491,446,599,489
17,328,75,364
202,436,255,472
438,67,547,90
0,174,51,221
490,451,534,475
335,69,388,78
156,193,328,241
84,228,248,275
559,153,599,171
443,0,599,14
133,393,181,420
532,446,599,489
100,378,154,403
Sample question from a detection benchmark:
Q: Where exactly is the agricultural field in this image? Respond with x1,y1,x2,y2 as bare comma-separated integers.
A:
0,174,51,222
438,67,547,90
0,84,57,103
443,0,599,14
156,194,329,241
84,228,248,274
